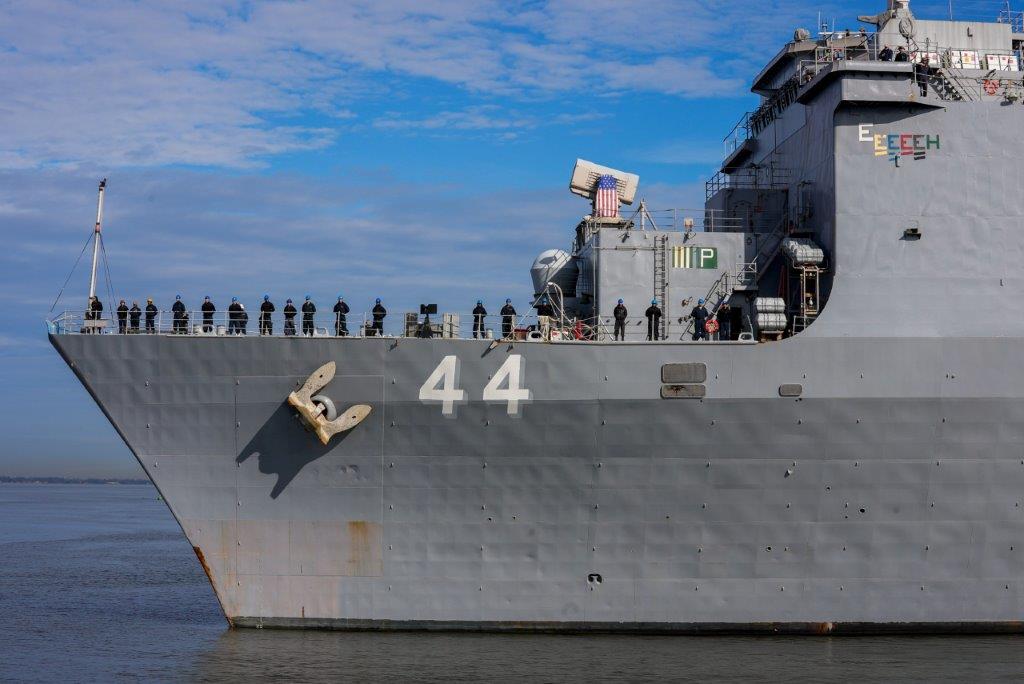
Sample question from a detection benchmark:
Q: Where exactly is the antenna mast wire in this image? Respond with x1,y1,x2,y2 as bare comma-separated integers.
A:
49,232,94,313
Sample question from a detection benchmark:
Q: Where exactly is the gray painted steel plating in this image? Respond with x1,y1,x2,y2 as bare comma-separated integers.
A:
50,331,1024,632
48,2,1024,633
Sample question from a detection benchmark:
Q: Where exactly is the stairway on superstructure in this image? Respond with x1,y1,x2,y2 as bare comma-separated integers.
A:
653,233,670,339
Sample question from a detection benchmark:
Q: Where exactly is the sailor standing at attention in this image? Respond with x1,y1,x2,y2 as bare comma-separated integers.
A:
129,301,141,333
259,295,275,335
283,299,297,336
333,296,350,337
86,294,103,335
116,299,128,334
645,299,662,341
227,297,243,335
171,295,186,334
716,302,732,341
86,295,101,323
472,300,487,339
145,298,157,333
500,299,516,339
613,299,628,341
371,298,387,337
691,298,710,341
201,296,216,333
301,295,316,336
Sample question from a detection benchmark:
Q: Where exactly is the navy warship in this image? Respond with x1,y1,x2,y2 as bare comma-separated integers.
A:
49,0,1024,633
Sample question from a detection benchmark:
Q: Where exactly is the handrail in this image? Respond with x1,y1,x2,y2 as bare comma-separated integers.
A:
48,307,756,343
679,260,754,339
583,206,777,234
706,165,792,201
723,112,751,156
752,215,791,283
51,309,533,340
997,7,1024,33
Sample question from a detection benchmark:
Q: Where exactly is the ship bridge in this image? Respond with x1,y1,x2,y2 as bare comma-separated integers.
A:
705,0,1024,341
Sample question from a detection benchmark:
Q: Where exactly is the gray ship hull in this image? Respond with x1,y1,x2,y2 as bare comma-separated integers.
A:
46,2,1024,632
50,332,1024,632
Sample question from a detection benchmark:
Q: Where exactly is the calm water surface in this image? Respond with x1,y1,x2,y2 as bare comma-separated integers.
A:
2,483,1024,682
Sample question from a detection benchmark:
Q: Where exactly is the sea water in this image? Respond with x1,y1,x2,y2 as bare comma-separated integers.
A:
2,484,1024,682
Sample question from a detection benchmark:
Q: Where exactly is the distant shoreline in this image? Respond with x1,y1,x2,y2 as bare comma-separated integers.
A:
0,476,150,485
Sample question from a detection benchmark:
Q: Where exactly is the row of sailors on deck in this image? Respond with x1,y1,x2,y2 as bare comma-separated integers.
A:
611,298,731,342
86,295,387,336
877,45,910,62
87,294,731,341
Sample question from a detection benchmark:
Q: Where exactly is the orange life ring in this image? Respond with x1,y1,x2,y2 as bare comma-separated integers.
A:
984,79,999,95
705,319,720,334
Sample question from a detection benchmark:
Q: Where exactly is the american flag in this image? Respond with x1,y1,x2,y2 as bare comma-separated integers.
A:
594,174,619,218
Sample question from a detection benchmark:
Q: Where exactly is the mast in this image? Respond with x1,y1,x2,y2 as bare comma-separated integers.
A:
87,179,106,303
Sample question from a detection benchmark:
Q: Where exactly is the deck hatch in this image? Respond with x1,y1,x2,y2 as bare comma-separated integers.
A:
662,363,707,384
661,384,706,399
779,384,803,397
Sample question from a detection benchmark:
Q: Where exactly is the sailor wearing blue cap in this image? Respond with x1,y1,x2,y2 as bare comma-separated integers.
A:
645,299,663,341
691,298,710,341
535,295,554,320
333,295,350,337
613,298,628,341
260,294,275,336
371,299,387,337
171,294,187,334
301,295,316,337
500,299,516,339
472,300,488,339
201,295,216,333
283,299,297,336
228,297,243,335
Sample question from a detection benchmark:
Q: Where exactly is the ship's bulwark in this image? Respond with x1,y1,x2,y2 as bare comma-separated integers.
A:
50,333,1024,632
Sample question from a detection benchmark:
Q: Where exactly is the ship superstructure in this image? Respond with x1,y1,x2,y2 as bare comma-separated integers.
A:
48,0,1024,633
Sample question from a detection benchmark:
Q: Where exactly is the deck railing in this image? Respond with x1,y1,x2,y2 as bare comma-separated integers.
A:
48,308,752,343
997,7,1024,34
50,309,534,340
705,165,792,201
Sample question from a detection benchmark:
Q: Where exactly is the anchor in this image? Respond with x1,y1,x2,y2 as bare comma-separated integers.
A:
287,362,371,445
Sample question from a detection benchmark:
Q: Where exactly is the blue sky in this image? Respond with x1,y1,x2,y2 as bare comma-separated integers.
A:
0,0,1006,477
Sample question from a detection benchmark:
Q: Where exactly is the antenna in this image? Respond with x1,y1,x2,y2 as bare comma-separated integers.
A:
87,179,106,304
948,0,953,20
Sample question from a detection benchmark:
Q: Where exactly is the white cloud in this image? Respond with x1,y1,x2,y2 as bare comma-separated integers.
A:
630,140,731,167
0,0,846,169
0,168,584,321
372,105,606,137
603,57,746,98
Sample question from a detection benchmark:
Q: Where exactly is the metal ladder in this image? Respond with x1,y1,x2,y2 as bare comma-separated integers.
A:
754,217,789,283
791,265,823,334
654,234,669,339
934,68,974,102
681,269,733,338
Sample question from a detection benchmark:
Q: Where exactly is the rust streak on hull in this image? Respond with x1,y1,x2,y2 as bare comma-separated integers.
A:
193,546,234,628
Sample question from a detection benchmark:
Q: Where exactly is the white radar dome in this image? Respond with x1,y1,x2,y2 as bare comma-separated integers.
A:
530,249,578,298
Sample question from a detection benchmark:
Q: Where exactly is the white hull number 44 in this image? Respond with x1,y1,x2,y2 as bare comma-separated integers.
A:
419,355,531,417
